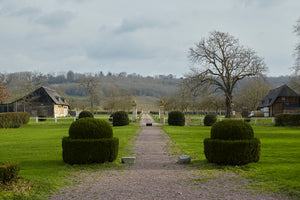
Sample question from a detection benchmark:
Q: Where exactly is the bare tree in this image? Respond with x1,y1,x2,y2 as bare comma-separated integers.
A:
234,78,270,111
80,76,101,113
294,17,300,70
291,18,300,93
186,31,267,118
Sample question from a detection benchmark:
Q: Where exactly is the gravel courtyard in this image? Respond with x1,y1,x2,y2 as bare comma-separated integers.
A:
50,114,291,200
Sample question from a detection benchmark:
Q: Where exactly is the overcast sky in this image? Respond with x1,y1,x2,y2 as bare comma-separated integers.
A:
0,0,299,77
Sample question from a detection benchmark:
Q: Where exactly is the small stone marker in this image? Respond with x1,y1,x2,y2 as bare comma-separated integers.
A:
146,123,152,126
178,155,191,164
121,157,136,164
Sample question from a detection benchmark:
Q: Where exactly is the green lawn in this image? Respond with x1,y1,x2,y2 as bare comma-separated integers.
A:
0,123,140,199
162,125,300,198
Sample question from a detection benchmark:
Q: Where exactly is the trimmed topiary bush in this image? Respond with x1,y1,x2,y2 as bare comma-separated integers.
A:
0,162,20,183
275,114,300,126
211,120,254,140
78,110,94,119
204,119,260,165
62,137,119,164
204,114,217,126
111,111,129,126
62,118,119,164
168,111,185,126
0,112,30,128
69,118,113,139
204,138,260,165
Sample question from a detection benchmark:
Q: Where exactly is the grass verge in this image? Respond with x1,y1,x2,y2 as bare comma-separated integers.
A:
0,123,140,199
162,125,300,198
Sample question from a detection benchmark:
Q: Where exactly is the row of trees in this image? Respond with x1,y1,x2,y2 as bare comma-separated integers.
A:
159,77,270,115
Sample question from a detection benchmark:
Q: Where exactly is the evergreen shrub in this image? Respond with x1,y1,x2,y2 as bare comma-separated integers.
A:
0,162,20,183
62,118,119,164
0,112,30,128
111,111,129,126
204,114,217,126
69,118,113,139
211,120,254,140
204,119,260,165
168,111,185,126
275,114,300,126
78,110,94,119
62,137,119,164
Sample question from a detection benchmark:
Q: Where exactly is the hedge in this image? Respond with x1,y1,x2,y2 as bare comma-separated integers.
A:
168,111,185,126
0,162,20,183
204,114,217,126
78,110,94,119
62,137,119,164
211,120,254,140
69,118,113,139
112,111,129,126
275,113,300,126
0,112,30,128
204,138,261,165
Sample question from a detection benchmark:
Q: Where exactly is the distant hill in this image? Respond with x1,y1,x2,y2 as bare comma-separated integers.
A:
3,71,291,111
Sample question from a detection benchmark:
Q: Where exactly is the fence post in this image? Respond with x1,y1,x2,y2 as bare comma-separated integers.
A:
255,118,257,125
36,117,38,123
55,118,57,123
74,117,76,121
272,117,274,124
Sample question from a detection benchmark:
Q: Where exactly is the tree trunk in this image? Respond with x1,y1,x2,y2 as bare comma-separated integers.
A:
225,94,233,118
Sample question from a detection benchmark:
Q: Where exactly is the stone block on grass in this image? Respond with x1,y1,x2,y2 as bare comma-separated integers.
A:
121,157,136,164
178,155,191,164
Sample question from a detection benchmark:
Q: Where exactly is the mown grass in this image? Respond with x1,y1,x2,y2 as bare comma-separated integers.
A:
0,122,140,199
162,125,300,198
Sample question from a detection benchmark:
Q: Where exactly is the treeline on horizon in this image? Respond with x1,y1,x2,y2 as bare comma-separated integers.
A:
0,70,291,112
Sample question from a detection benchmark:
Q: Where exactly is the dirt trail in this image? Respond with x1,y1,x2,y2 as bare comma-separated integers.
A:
50,114,290,200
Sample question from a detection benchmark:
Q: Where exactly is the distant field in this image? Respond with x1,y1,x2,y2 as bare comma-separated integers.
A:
0,123,140,199
135,96,159,112
162,125,300,198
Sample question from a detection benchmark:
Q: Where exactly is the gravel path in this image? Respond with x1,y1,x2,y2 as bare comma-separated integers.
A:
50,114,291,200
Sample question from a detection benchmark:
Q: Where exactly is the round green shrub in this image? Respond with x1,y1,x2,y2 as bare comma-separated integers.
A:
168,111,185,126
204,119,260,165
69,118,113,139
204,138,260,165
112,111,129,126
211,120,254,140
0,162,20,183
78,110,94,119
204,114,217,126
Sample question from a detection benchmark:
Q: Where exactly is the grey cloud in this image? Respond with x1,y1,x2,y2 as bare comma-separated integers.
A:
114,17,163,34
36,11,73,29
86,37,155,60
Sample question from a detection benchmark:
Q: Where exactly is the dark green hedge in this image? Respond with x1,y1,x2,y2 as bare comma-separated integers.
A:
168,111,185,126
112,111,129,126
275,114,300,126
78,110,94,119
0,112,30,128
204,114,217,126
0,162,20,183
211,120,254,140
62,137,119,164
204,138,261,165
69,118,113,139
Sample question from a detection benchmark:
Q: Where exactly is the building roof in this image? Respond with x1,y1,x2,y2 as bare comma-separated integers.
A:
12,86,69,106
257,84,299,109
42,87,69,106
